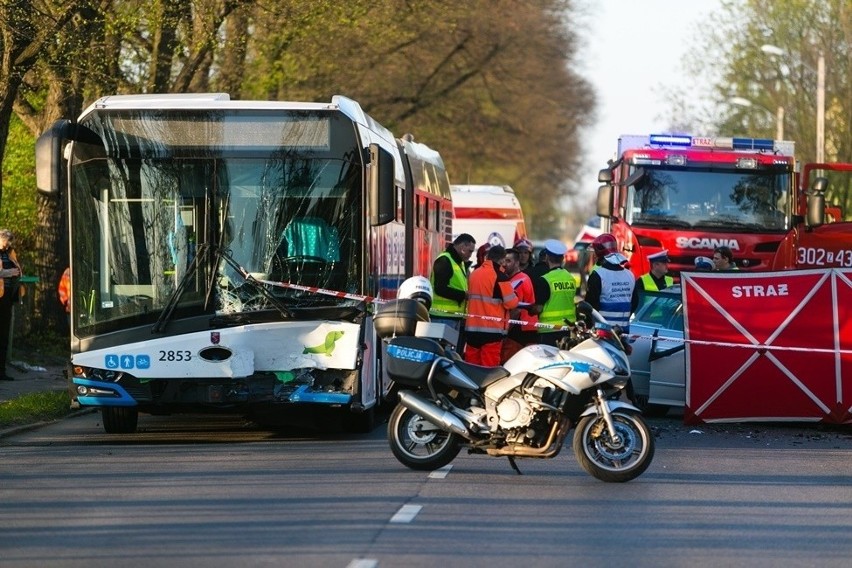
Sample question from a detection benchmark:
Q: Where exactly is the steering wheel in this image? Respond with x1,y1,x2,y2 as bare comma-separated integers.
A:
271,255,333,283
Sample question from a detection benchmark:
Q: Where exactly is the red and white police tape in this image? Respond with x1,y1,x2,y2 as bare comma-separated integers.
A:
255,277,852,354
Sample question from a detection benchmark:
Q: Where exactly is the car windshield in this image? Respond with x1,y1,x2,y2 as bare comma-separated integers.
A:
632,290,683,330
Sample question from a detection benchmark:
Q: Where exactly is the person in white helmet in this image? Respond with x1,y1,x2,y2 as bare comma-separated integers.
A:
584,233,633,330
397,275,433,310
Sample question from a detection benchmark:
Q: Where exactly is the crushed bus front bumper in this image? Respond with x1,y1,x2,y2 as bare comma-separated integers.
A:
71,368,354,409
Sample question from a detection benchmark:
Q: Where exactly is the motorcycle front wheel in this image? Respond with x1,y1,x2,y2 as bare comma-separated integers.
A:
388,403,462,471
573,409,655,482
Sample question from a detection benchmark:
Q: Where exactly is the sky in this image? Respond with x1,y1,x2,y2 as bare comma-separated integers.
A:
573,0,723,210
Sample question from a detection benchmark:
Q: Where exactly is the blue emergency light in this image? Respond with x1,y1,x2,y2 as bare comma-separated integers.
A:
649,134,691,146
650,134,777,152
731,137,775,151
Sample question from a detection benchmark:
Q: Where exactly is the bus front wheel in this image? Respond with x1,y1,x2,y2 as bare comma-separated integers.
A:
102,407,139,434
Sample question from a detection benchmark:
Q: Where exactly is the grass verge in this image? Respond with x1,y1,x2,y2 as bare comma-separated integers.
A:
0,391,72,428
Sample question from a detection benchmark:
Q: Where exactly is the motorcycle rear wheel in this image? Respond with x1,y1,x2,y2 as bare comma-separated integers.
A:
388,403,462,471
573,409,654,482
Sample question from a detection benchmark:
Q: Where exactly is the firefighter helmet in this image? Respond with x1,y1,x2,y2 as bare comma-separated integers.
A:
591,233,618,259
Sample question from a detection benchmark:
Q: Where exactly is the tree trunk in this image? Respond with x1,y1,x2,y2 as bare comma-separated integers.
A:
32,191,67,334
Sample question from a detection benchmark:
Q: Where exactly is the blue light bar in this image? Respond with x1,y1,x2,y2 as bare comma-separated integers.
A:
618,134,794,156
731,137,775,151
649,134,691,146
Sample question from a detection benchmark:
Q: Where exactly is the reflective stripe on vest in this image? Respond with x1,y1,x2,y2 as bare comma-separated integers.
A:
465,263,518,334
510,272,538,332
430,251,468,318
597,268,634,328
640,273,674,292
538,268,577,332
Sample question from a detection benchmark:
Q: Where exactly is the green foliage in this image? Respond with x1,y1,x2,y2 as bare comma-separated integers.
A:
0,391,71,428
0,115,38,266
0,0,594,319
15,329,70,359
672,0,851,216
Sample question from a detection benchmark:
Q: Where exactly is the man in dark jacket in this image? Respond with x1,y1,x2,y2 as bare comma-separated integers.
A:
631,249,674,313
430,233,475,352
525,247,549,279
531,239,576,347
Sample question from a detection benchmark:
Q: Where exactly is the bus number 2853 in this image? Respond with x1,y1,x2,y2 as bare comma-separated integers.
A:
159,350,192,362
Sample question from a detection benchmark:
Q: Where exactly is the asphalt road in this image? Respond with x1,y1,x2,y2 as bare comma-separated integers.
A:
1,411,851,568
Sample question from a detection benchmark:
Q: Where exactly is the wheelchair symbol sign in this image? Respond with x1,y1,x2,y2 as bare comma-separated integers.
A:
104,354,149,370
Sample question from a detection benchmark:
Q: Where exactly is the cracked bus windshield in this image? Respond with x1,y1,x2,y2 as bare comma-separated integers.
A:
624,167,792,232
69,110,363,337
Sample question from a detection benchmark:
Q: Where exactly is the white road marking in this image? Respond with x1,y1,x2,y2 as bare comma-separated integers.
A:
346,560,378,568
428,464,453,479
390,504,422,523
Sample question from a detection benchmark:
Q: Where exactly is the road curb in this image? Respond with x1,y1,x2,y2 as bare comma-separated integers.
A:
0,408,97,439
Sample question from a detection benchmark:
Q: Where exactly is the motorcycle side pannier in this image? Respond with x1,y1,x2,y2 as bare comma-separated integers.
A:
374,299,430,339
386,336,445,387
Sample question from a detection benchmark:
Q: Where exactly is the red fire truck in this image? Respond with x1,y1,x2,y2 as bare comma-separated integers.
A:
596,134,852,277
770,161,852,270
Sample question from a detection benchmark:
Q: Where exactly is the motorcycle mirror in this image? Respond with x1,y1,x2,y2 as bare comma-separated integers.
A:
575,301,594,327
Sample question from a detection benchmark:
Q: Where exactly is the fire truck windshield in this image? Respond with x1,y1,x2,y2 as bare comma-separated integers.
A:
624,166,791,232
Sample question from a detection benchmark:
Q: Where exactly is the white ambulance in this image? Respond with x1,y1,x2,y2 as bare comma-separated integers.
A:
450,184,527,248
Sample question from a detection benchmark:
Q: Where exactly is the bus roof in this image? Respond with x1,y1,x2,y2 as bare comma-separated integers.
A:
80,93,375,131
77,93,398,153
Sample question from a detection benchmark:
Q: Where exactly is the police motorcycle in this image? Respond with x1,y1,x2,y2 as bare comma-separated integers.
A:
377,276,654,482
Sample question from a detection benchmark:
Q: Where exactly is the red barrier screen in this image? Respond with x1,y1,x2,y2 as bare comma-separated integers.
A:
681,269,852,424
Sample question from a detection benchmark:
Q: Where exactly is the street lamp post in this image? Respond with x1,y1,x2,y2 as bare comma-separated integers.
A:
729,97,784,140
761,44,825,162
816,52,825,163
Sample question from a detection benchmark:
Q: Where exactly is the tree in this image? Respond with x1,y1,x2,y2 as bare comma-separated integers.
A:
2,0,595,337
674,0,851,214
6,1,258,334
0,1,87,209
1,1,106,334
239,0,594,236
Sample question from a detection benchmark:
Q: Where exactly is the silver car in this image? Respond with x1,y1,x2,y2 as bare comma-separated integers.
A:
628,286,685,416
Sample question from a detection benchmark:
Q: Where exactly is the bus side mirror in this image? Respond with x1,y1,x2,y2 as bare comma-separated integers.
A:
36,120,102,196
596,185,613,218
806,177,828,228
369,143,395,226
35,119,73,196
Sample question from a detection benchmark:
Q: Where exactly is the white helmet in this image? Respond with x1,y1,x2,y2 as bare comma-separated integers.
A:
397,275,433,310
